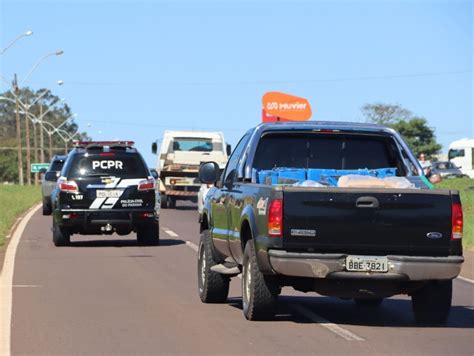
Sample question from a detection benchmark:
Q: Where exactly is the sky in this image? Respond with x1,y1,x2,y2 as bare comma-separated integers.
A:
1,0,472,166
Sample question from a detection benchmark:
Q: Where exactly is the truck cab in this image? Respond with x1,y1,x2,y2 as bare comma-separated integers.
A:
152,131,230,208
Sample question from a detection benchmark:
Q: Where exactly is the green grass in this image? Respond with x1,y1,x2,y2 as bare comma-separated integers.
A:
436,178,474,250
0,185,41,247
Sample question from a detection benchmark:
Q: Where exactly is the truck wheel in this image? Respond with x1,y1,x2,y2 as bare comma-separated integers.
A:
137,223,160,246
53,223,70,247
169,197,176,209
242,242,279,321
354,298,384,307
197,230,229,303
412,280,452,325
160,195,168,209
42,201,52,216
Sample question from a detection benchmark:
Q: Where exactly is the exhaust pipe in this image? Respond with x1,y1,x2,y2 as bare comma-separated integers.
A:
101,224,113,232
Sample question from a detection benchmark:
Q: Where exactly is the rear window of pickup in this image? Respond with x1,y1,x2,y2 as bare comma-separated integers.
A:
253,132,406,175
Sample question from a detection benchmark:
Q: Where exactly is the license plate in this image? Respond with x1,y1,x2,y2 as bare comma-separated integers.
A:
96,190,123,198
346,256,388,273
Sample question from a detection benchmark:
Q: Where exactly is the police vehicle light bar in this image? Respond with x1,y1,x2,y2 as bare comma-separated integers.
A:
73,140,135,148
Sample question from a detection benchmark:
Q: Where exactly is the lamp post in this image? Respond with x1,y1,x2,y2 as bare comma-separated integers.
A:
20,49,63,184
20,49,64,86
0,30,33,55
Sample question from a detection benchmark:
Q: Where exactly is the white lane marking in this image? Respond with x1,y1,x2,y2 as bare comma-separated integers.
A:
12,285,41,288
0,203,42,356
457,276,474,284
161,227,179,238
290,303,365,342
185,241,199,252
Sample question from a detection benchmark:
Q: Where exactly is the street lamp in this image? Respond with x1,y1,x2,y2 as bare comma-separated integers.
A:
0,30,33,55
21,49,64,86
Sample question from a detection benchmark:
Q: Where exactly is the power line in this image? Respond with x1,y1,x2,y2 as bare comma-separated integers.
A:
24,69,472,88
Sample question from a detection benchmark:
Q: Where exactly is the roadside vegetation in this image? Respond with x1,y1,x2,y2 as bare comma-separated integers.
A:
0,185,41,246
436,178,474,249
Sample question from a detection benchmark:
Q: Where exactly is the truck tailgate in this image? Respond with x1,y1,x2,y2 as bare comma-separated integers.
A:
282,187,453,256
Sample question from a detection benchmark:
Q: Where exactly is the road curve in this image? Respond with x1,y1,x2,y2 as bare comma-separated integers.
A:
9,203,474,355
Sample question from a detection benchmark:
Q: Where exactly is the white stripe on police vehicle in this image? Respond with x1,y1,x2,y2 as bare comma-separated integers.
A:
92,160,124,169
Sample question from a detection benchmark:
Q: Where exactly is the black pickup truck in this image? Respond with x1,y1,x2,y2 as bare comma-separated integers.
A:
197,121,464,324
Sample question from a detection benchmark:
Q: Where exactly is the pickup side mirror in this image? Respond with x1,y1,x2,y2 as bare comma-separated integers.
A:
199,161,220,184
151,142,157,154
150,168,159,180
44,171,59,182
226,144,232,156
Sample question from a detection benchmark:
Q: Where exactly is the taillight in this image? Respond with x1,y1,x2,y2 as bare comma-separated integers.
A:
138,178,155,191
451,202,463,240
58,178,78,193
268,199,283,237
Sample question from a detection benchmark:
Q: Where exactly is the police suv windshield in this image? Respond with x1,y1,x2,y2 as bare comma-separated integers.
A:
67,152,149,178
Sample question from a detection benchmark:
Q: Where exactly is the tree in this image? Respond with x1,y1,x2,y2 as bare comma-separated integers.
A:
0,87,90,183
361,103,412,126
392,117,442,158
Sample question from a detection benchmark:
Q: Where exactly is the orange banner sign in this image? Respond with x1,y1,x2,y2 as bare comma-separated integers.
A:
262,92,312,122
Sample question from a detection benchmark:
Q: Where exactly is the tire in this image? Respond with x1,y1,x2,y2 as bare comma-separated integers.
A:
242,242,279,321
197,230,229,303
168,197,176,209
42,201,52,216
53,222,70,247
137,223,160,246
354,298,384,307
160,195,168,209
412,280,452,325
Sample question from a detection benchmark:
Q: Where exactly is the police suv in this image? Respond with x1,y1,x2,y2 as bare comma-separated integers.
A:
51,141,160,246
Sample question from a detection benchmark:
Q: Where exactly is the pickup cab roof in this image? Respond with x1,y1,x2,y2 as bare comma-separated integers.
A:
239,121,424,179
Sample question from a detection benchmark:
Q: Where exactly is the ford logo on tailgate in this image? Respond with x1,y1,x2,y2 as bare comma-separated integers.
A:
426,232,443,239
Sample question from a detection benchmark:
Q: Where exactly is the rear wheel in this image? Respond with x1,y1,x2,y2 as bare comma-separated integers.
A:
53,222,70,247
354,298,384,307
198,230,229,303
160,195,168,209
412,280,452,325
42,200,52,216
242,242,279,321
168,197,176,209
137,223,160,246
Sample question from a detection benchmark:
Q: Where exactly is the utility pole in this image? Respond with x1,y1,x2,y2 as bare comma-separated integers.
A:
25,93,31,185
39,104,45,163
33,106,39,186
13,74,24,185
49,131,53,160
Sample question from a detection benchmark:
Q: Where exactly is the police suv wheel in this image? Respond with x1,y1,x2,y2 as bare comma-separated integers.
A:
137,223,160,246
53,224,70,247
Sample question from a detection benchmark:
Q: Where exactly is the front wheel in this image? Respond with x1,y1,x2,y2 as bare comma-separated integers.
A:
242,242,279,321
412,280,452,324
197,230,229,303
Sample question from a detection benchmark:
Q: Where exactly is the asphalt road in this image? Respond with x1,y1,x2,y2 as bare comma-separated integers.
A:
10,202,474,355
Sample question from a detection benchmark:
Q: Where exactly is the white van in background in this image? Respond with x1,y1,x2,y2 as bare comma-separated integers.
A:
448,138,474,178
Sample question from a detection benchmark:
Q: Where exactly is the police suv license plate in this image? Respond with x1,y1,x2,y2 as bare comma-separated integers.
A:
96,190,123,198
346,256,388,273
